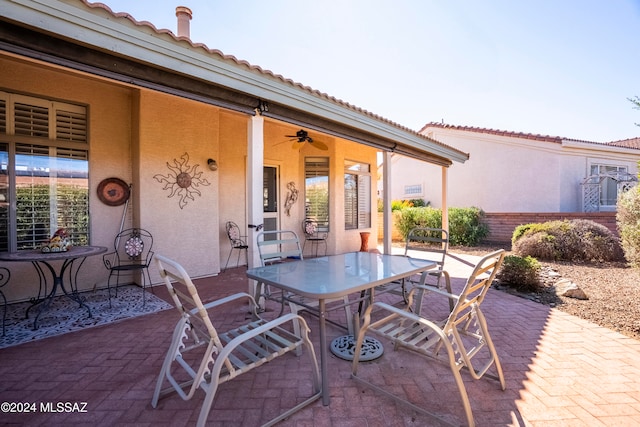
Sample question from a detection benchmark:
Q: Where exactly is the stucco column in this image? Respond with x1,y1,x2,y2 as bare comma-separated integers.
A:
382,151,393,254
246,113,264,270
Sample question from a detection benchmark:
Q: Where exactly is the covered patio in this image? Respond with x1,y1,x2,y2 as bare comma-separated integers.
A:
2,249,639,426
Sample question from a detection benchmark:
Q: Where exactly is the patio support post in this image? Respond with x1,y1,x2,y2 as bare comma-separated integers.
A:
441,166,449,237
246,112,264,296
382,151,393,254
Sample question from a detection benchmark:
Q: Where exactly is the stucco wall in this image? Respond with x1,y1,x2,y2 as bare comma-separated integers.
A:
387,128,639,213
1,55,382,304
136,90,221,280
1,56,132,302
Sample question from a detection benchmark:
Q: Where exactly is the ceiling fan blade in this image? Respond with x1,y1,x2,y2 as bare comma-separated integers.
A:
311,140,328,150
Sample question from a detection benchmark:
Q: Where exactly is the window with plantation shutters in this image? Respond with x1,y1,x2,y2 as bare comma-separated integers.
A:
344,160,371,230
304,157,329,230
0,91,89,252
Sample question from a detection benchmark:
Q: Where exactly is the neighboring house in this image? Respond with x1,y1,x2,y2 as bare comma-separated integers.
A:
0,1,468,303
380,123,639,213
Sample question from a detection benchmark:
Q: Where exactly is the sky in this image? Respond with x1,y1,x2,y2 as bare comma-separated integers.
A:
97,0,640,142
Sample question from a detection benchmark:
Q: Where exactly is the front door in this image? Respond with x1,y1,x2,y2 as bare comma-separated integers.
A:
263,166,279,233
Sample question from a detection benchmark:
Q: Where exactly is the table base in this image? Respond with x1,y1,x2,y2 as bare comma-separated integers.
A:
330,334,384,361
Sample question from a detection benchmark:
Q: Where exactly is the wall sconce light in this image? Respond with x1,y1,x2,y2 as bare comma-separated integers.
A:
207,158,218,171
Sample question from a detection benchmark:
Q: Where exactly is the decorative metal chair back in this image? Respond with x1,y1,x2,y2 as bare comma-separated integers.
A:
152,254,321,426
102,228,154,306
351,249,507,427
226,221,246,249
223,221,248,270
301,218,328,257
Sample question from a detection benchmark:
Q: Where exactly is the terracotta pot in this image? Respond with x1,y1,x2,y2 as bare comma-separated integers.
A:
359,232,370,252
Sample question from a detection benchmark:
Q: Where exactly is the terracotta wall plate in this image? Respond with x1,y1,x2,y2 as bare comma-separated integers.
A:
97,177,130,206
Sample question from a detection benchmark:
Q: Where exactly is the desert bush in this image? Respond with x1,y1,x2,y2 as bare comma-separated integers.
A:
394,206,488,246
512,219,624,262
617,185,640,267
448,207,489,246
394,206,442,237
496,255,542,292
391,199,413,211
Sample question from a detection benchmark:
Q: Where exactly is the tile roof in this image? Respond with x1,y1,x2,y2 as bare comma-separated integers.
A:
81,1,443,147
607,137,640,149
422,122,640,151
420,122,565,143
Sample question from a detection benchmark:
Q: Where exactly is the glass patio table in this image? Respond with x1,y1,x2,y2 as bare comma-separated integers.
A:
246,251,436,406
0,246,108,330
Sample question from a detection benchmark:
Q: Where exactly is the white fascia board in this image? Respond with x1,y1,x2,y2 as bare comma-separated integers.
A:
2,0,467,163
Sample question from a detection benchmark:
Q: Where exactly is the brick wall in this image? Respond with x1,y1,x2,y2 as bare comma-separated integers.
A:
481,212,618,246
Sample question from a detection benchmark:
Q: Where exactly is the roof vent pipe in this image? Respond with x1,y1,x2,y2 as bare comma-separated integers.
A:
175,6,192,38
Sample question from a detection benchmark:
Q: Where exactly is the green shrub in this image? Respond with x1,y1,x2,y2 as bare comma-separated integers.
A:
496,255,542,292
391,199,413,211
448,207,489,246
512,219,624,262
394,206,489,246
408,198,429,208
617,185,640,267
394,206,442,237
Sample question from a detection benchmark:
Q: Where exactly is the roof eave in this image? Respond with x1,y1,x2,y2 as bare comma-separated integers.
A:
0,0,467,164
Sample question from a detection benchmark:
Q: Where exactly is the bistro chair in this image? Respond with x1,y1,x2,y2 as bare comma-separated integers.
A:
351,249,507,427
152,254,321,427
301,218,328,257
223,221,248,271
0,267,9,336
255,230,353,354
103,228,154,307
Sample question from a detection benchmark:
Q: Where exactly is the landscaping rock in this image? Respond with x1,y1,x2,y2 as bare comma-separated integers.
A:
554,278,589,300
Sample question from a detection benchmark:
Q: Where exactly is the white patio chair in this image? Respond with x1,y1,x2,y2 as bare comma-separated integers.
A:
351,249,507,427
255,230,353,353
152,254,321,427
374,227,451,314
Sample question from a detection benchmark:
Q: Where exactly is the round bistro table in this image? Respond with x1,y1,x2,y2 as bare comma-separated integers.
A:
0,246,108,330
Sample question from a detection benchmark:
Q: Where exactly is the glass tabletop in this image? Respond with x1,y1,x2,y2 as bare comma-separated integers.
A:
246,251,435,299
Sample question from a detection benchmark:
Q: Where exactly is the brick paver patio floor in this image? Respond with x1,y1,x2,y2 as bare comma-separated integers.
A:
1,250,639,426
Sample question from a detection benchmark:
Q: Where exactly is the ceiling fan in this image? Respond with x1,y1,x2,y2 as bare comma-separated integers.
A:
284,129,328,151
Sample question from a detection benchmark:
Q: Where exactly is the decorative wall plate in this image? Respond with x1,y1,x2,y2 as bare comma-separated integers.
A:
97,178,130,206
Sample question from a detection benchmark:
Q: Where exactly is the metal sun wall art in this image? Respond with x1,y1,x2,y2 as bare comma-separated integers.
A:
154,152,211,209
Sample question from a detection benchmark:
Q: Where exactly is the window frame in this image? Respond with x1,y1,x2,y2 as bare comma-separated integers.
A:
344,159,371,230
304,156,330,231
0,91,89,252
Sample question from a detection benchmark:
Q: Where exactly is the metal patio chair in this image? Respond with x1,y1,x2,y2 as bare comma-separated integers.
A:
301,218,328,257
152,254,321,427
103,228,154,307
373,227,451,313
223,221,248,271
351,249,507,427
255,230,353,354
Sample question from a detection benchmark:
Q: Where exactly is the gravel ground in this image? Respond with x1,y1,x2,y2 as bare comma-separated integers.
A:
451,245,640,340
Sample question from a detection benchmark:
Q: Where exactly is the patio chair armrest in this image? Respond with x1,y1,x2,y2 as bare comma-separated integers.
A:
196,292,259,313
102,251,117,269
410,284,459,302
